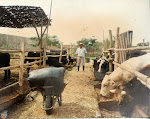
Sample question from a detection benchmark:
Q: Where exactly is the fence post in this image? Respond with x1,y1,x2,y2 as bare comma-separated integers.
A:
70,43,72,56
143,39,145,46
67,48,69,59
59,42,63,63
108,30,113,73
114,27,120,69
72,44,75,57
19,42,25,86
43,42,46,67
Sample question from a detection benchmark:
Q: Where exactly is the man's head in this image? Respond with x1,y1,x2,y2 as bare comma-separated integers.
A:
79,43,84,48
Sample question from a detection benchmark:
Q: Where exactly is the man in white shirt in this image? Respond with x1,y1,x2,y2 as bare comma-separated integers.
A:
75,43,87,71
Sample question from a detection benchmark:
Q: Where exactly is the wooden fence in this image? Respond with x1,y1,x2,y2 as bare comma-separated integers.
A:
0,42,75,87
102,27,150,89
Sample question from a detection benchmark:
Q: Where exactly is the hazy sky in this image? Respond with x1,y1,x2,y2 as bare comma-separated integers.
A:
0,0,150,45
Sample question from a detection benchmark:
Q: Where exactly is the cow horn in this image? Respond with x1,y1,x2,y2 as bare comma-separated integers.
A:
110,89,116,93
121,91,127,96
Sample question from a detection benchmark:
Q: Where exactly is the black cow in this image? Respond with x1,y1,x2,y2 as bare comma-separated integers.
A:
93,50,146,81
25,50,70,72
24,52,42,73
0,53,11,80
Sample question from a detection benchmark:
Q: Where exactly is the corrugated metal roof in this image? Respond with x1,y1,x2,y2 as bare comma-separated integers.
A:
0,6,50,28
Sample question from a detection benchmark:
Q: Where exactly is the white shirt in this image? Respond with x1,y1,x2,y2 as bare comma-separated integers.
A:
75,47,87,57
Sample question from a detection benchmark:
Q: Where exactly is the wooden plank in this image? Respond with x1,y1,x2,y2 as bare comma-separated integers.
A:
135,105,149,118
143,39,145,46
114,27,120,69
0,50,21,53
23,60,42,67
19,42,25,86
113,61,150,89
70,43,72,57
67,48,69,59
106,39,108,50
46,48,67,51
109,30,113,48
120,34,124,63
114,46,150,51
0,65,20,71
43,42,46,66
30,12,40,43
46,54,67,57
59,42,63,63
25,50,43,52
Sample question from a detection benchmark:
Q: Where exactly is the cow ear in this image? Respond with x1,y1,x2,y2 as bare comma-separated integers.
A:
118,84,124,90
111,80,116,86
104,75,109,79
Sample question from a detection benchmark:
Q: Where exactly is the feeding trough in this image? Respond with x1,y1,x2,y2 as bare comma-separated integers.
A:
27,67,68,115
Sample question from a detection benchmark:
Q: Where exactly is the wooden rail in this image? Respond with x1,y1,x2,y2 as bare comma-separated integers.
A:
102,27,150,89
0,41,76,86
113,61,150,88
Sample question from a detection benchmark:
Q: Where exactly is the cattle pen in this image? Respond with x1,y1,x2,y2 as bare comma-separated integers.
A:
0,41,76,112
102,27,150,88
96,27,150,117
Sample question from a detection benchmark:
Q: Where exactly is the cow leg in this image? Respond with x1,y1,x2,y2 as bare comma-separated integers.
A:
8,69,11,80
27,68,30,73
3,70,7,80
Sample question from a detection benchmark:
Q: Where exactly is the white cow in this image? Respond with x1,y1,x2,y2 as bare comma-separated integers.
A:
100,53,150,97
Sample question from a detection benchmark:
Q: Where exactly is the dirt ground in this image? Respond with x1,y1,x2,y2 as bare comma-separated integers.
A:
6,63,101,118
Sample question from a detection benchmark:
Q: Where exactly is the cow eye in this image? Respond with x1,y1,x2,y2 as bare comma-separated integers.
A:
104,84,107,87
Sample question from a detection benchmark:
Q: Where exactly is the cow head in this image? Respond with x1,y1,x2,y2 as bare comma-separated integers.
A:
100,75,116,97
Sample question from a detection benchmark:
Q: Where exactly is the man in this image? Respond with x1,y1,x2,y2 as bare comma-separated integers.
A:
75,43,87,71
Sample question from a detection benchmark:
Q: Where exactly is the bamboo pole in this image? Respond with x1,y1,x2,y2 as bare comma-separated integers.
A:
118,35,122,63
0,50,21,53
106,39,108,50
70,43,72,57
143,39,145,46
24,60,42,67
114,27,120,69
59,42,63,63
43,42,46,66
114,46,150,51
108,30,113,73
30,12,40,42
120,34,124,63
25,50,43,52
67,48,69,59
19,42,25,86
113,61,150,88
109,30,113,48
122,33,126,62
0,65,20,71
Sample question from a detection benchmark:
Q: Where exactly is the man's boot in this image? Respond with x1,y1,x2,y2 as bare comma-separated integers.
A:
83,66,85,71
78,66,80,72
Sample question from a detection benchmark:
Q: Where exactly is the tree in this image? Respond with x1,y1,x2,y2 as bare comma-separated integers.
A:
30,35,60,47
137,42,149,46
77,38,103,54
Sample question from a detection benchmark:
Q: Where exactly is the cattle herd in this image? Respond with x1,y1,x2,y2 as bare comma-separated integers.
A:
0,49,75,81
93,50,150,117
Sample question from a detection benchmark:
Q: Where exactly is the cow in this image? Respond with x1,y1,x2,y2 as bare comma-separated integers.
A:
93,50,147,81
24,52,42,73
100,53,150,98
0,53,11,80
25,50,71,72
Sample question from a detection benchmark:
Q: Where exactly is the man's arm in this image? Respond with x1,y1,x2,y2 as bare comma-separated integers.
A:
84,48,87,57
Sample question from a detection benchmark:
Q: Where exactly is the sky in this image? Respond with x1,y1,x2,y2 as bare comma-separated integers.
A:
0,0,150,45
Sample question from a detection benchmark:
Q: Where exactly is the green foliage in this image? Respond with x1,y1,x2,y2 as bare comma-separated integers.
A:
77,38,103,53
137,42,149,46
30,35,60,47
